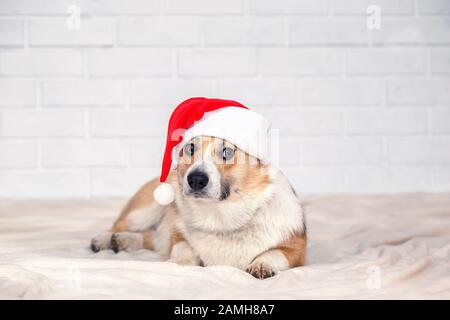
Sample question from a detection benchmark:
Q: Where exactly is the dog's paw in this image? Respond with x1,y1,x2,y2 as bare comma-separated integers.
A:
90,231,113,252
246,261,276,280
110,232,143,253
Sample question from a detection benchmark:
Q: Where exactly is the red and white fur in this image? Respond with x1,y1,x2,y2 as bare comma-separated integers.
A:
91,136,306,279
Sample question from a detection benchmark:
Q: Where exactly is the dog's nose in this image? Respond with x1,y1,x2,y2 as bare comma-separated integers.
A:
187,171,209,191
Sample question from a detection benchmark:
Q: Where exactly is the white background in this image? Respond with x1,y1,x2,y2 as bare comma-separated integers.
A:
0,0,449,198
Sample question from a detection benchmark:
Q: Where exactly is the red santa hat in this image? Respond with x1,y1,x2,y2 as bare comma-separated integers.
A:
153,97,271,205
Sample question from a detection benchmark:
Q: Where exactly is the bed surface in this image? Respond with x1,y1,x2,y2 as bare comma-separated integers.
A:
1,194,449,299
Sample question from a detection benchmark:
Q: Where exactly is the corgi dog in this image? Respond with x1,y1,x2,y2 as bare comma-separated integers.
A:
91,135,306,279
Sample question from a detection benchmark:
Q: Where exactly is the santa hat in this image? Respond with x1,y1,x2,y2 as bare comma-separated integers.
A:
153,97,271,205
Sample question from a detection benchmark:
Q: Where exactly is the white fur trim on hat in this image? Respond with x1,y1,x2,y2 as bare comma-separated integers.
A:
173,107,271,165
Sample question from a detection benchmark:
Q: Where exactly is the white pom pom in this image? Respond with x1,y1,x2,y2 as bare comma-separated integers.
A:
153,182,175,206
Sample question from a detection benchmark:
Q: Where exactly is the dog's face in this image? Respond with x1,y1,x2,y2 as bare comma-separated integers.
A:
175,136,273,232
176,136,269,202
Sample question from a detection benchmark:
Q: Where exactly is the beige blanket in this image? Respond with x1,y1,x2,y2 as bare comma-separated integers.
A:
0,194,449,299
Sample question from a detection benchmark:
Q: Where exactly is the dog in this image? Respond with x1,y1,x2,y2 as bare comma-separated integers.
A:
91,135,306,279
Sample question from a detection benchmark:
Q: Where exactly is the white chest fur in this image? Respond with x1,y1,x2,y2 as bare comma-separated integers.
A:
178,171,304,269
185,222,281,269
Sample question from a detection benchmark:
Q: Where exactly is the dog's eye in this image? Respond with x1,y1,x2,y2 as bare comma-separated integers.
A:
184,143,197,156
221,147,235,161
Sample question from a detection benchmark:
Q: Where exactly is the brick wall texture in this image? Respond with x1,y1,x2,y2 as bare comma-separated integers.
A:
0,0,449,197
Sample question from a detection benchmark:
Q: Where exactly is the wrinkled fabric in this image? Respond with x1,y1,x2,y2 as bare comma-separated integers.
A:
0,194,449,299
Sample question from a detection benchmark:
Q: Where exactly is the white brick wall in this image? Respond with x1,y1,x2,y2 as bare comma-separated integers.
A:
1,49,84,76
29,19,115,46
0,0,449,198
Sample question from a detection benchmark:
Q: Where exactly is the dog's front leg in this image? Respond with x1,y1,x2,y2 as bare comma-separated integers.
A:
167,230,201,266
168,241,201,266
246,232,306,279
